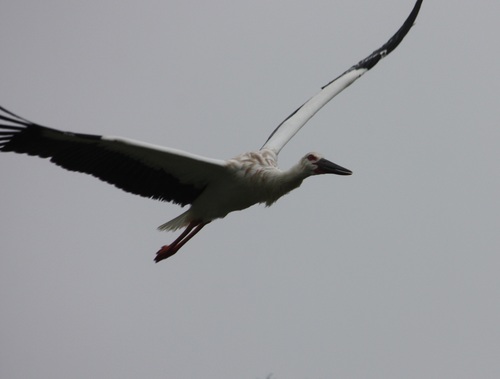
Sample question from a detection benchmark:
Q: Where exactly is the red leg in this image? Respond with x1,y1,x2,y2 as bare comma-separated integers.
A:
154,221,209,263
169,222,207,252
154,222,196,262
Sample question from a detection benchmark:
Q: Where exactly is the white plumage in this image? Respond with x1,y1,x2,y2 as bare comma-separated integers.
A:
0,0,422,262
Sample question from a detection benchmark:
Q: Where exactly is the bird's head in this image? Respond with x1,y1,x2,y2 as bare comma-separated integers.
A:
301,152,352,176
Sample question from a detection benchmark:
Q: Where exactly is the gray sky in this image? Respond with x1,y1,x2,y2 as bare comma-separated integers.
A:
1,1,499,378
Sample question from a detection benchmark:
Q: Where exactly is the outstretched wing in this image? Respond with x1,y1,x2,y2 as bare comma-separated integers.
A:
261,0,423,154
0,106,227,206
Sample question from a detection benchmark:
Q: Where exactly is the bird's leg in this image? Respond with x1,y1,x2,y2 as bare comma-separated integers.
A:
169,221,208,253
154,221,209,263
154,222,196,262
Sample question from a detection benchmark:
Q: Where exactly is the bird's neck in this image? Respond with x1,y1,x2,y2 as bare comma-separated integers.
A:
284,160,311,182
262,162,309,206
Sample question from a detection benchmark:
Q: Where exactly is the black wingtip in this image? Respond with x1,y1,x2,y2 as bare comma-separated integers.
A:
319,0,422,91
354,0,423,71
0,106,33,151
0,105,34,125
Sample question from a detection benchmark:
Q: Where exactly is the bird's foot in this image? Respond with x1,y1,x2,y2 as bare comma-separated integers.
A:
154,245,178,263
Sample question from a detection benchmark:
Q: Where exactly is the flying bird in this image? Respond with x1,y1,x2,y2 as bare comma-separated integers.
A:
0,0,422,263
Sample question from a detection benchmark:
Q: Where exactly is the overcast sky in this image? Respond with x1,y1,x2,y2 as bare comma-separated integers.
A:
1,1,499,378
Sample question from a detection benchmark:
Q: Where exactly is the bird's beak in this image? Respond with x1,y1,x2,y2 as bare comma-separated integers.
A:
316,158,352,175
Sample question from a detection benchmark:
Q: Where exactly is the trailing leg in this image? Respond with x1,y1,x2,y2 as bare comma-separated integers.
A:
154,221,209,263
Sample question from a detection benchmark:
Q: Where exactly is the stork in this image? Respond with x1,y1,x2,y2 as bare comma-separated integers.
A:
0,0,422,263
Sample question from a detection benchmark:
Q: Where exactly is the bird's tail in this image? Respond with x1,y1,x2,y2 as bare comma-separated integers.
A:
157,210,191,232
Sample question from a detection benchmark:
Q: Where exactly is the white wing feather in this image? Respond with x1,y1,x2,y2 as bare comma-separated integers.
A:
261,0,422,154
261,68,367,153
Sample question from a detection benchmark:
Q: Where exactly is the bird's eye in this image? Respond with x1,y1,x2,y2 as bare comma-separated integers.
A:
307,154,316,161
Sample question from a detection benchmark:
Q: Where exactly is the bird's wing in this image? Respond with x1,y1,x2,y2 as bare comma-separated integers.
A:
261,0,422,154
0,106,228,206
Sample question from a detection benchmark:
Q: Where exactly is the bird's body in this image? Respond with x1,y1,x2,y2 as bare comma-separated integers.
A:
153,149,345,260
189,150,286,222
156,150,288,233
0,0,423,263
